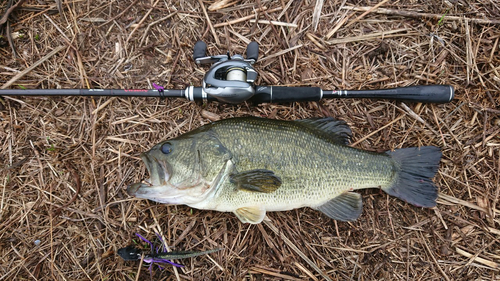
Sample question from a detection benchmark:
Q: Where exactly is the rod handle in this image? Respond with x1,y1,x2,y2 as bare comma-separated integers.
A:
324,85,454,103
251,86,322,103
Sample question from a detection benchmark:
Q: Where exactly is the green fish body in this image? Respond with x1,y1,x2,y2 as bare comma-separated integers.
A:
128,117,441,224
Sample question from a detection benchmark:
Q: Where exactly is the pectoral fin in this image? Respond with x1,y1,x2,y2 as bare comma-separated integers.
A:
234,206,266,224
230,169,281,193
314,192,363,221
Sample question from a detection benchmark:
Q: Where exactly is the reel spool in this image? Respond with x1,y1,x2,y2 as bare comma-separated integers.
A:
193,41,259,104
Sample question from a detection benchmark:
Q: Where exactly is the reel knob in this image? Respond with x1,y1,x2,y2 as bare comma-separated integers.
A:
193,41,207,61
246,42,259,62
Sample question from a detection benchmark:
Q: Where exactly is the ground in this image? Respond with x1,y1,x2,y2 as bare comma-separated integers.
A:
0,0,499,280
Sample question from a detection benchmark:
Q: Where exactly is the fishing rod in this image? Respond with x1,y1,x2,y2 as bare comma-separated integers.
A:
0,41,454,104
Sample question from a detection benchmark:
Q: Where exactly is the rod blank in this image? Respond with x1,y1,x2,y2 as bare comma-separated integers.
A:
0,85,454,104
0,89,185,98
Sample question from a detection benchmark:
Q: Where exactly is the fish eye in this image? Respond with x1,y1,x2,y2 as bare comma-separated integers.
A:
160,142,173,154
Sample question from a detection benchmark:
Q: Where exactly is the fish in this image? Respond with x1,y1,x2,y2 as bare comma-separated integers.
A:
127,117,441,224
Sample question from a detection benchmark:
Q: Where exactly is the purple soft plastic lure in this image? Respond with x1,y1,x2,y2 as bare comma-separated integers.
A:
135,233,184,268
117,233,222,276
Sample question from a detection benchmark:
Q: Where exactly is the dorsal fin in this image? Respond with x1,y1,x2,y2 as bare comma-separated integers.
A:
295,117,352,145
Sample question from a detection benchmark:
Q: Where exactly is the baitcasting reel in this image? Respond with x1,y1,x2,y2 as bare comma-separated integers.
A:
193,41,259,104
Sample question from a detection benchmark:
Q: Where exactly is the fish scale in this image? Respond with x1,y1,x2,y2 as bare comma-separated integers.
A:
213,120,391,186
206,121,394,211
128,117,441,224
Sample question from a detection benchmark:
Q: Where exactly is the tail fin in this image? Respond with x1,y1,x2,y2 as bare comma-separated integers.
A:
384,146,441,207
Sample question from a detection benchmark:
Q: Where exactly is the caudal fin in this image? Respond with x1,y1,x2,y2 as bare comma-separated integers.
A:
384,146,441,207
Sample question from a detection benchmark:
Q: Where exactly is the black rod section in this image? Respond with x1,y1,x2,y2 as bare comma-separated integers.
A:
251,86,322,104
323,85,454,103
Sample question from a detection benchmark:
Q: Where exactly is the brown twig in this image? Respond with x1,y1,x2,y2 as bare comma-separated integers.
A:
263,219,334,281
311,0,324,31
1,45,65,89
126,0,161,45
456,247,500,270
342,6,500,25
256,0,287,50
5,21,17,58
97,0,140,28
198,0,220,46
1,156,29,172
420,231,451,281
55,0,62,14
213,6,268,28
248,266,303,280
51,163,82,215
344,0,390,28
468,102,500,115
0,0,27,25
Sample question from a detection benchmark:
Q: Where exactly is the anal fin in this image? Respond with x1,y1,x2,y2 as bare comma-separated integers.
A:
234,206,266,224
314,192,363,221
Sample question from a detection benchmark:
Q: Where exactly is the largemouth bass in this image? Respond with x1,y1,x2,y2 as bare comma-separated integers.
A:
128,117,441,224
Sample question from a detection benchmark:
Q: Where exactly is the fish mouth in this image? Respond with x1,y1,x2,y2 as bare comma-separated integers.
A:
127,152,170,197
127,182,145,197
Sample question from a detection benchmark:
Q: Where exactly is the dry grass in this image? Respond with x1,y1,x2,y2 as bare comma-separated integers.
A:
1,0,499,280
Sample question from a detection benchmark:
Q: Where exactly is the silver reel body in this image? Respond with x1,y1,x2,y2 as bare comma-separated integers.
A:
194,41,259,104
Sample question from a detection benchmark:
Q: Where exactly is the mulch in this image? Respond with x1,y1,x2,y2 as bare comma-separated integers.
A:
0,0,499,280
